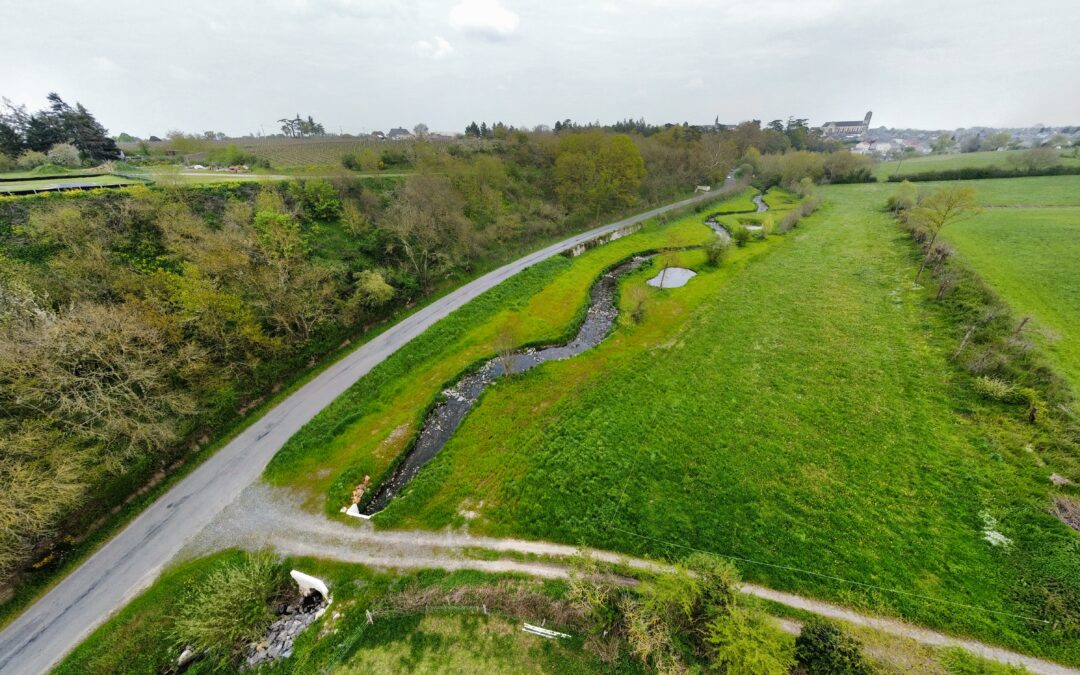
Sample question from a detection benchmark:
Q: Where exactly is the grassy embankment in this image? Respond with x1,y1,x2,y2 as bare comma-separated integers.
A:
271,181,1078,661
876,150,1080,180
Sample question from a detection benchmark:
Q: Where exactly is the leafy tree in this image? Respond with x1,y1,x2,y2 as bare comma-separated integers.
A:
794,617,870,674
1007,147,1059,171
909,186,980,283
981,131,1012,151
931,133,956,154
350,270,394,310
706,607,795,675
554,132,645,219
0,121,22,157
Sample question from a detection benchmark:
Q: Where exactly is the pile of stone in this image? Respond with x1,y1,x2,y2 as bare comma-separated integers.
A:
244,590,328,667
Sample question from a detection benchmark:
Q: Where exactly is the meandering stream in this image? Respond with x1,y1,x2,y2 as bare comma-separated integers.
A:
361,256,649,515
704,192,770,240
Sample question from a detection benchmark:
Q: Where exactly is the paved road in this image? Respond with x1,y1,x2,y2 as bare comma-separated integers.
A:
0,184,735,675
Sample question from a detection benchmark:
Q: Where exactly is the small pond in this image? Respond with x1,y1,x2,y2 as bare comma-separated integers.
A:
647,267,696,288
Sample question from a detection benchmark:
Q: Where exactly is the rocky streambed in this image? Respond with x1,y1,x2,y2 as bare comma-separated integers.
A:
360,256,649,516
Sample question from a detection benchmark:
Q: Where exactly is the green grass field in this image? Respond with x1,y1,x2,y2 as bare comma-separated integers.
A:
0,174,145,193
876,150,1080,179
267,182,1078,662
935,177,1080,396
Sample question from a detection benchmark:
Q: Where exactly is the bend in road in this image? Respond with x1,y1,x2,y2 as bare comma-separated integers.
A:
0,181,736,675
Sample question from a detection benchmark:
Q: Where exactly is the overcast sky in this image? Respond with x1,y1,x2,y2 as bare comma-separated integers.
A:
1,0,1077,137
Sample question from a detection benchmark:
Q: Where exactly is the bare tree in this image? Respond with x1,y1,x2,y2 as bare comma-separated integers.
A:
909,186,979,284
493,320,519,377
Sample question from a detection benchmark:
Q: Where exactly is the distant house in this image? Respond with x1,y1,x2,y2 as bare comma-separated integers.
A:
822,111,872,138
370,131,385,141
387,127,413,140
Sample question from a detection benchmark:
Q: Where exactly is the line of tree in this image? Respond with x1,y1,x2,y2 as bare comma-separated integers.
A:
278,114,326,138
0,93,120,162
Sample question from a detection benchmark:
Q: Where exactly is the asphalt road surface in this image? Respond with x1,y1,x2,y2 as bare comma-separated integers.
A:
0,184,734,675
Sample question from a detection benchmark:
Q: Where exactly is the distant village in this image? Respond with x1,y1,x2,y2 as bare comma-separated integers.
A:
810,110,1079,158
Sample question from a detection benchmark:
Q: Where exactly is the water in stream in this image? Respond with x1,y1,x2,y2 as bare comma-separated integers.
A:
361,256,649,515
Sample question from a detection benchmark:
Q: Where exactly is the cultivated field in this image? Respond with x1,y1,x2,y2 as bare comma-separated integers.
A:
876,149,1080,179
267,184,1079,662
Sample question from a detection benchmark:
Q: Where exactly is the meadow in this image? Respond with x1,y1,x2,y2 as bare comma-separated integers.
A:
270,182,1078,662
876,149,1080,180
936,176,1080,396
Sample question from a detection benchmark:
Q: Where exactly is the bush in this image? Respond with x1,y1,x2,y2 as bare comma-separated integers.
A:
171,552,287,667
46,143,81,168
706,607,795,675
973,375,1014,401
886,180,917,212
794,617,869,674
16,150,47,170
380,148,410,168
206,143,266,168
290,178,342,221
731,225,751,247
706,235,730,266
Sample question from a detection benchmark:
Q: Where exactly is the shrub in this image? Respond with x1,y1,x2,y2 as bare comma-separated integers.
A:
706,607,795,675
206,143,264,168
706,235,730,266
731,225,750,248
760,214,774,237
886,180,917,212
777,210,800,233
290,178,342,221
16,150,47,170
171,552,287,667
46,143,81,168
794,617,870,674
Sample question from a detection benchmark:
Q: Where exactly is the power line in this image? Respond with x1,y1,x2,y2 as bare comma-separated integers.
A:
606,525,1051,625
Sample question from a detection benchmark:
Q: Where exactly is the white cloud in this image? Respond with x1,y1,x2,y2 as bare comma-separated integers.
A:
449,0,519,39
415,35,454,60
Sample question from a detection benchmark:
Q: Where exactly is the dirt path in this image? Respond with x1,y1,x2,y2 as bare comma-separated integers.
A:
181,484,1077,675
